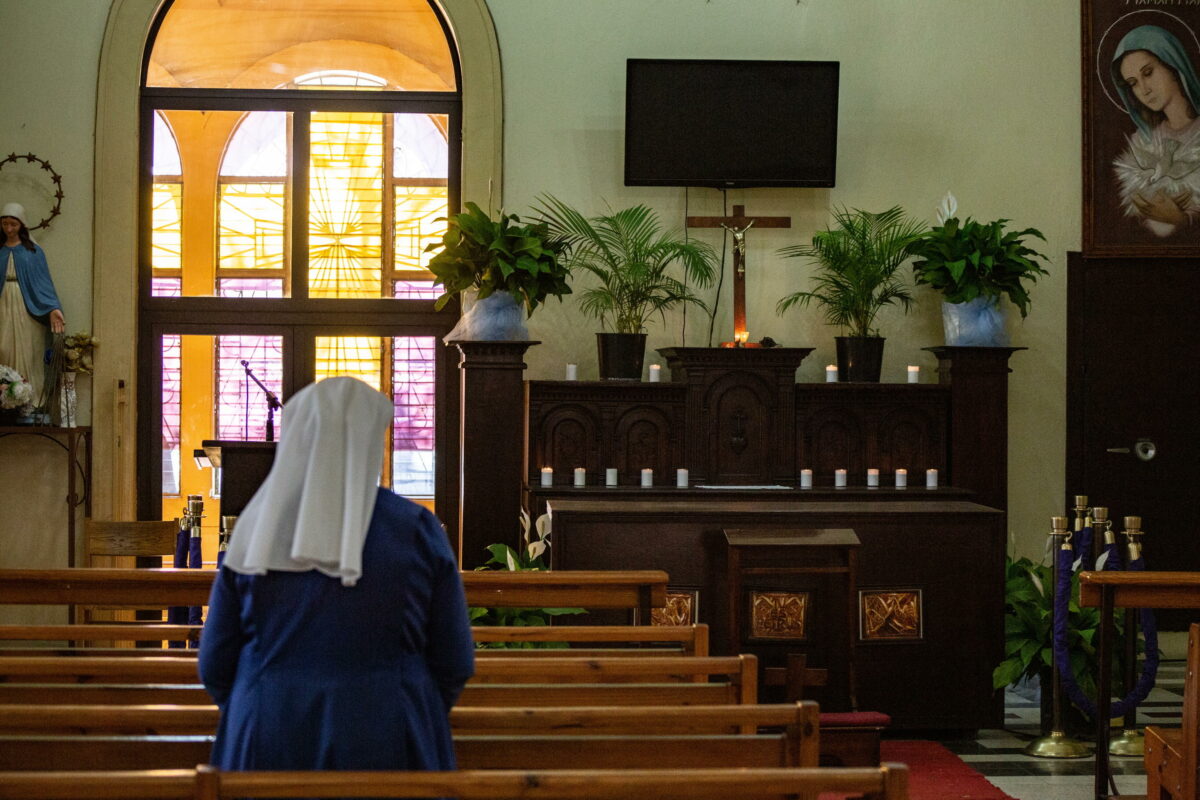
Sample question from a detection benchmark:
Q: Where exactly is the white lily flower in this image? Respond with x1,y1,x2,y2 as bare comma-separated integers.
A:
936,191,958,225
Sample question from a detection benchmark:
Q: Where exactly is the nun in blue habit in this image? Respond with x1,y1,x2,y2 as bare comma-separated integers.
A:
198,376,475,770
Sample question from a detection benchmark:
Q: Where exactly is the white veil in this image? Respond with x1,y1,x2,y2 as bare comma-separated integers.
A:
221,376,394,586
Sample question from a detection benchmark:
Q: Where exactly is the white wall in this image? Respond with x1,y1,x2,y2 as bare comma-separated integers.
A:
0,0,1078,572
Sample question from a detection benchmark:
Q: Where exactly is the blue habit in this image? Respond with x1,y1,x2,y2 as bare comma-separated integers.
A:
198,488,475,770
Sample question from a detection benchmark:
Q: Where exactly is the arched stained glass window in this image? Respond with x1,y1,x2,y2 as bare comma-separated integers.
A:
140,0,461,533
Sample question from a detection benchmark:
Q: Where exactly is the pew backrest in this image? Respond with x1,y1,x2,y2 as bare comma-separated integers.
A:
0,765,911,800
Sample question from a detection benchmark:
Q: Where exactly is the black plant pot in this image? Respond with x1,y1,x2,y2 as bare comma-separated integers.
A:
835,336,885,382
596,332,647,380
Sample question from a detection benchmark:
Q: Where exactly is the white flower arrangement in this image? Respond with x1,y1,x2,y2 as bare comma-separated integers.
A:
0,364,34,411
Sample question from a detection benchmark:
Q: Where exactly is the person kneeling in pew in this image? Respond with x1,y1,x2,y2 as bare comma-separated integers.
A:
199,377,475,769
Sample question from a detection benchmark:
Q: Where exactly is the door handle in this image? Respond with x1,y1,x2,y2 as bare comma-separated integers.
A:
1106,439,1157,461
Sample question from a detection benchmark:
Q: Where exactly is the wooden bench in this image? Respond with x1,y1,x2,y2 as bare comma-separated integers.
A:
0,702,814,737
0,653,757,708
0,623,708,658
1144,622,1199,800
0,568,669,620
0,703,818,772
0,765,911,800
1079,570,1200,799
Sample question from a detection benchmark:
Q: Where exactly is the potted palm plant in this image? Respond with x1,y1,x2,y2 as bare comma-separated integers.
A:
908,212,1049,347
534,195,718,379
425,202,571,341
776,206,924,382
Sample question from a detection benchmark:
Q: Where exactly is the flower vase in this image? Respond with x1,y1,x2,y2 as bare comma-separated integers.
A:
942,296,1009,347
60,371,77,428
443,290,530,342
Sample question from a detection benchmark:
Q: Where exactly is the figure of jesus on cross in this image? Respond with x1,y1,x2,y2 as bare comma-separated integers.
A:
686,205,791,346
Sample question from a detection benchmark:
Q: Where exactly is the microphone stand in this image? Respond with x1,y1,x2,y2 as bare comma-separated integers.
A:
239,360,282,442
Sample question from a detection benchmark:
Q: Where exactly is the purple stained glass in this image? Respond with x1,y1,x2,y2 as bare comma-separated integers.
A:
391,336,435,497
393,280,441,300
153,277,182,298
161,334,182,495
216,336,284,441
218,278,284,298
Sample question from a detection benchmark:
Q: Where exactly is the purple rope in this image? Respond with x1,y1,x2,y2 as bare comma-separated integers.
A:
1075,525,1094,572
1052,539,1159,719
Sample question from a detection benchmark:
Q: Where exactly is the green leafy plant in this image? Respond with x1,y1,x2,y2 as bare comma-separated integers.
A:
424,201,571,316
993,555,1101,698
908,217,1049,317
775,206,924,337
469,510,585,646
534,195,718,333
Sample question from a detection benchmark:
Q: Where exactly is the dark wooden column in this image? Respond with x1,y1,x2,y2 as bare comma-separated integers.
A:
657,347,812,485
453,340,537,569
924,346,1023,511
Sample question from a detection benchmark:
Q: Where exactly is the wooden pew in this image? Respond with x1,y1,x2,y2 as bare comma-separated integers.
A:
0,703,818,772
0,702,814,737
0,623,708,658
1144,622,1199,800
0,654,757,707
0,765,911,800
0,568,669,620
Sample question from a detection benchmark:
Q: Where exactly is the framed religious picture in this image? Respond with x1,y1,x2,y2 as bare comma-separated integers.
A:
1084,1,1200,256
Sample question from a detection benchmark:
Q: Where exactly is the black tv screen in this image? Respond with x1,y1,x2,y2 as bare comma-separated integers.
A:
624,59,839,188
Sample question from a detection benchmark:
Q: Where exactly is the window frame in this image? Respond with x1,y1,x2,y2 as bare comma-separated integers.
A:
136,90,463,523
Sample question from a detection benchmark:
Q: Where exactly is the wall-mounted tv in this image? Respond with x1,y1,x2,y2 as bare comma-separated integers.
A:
624,58,839,189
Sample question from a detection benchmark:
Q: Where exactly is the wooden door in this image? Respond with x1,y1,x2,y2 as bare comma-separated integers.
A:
1067,252,1200,628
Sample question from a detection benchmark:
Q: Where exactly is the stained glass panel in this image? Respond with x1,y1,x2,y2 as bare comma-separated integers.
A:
308,112,384,298
216,336,284,441
161,334,181,496
392,336,435,498
151,183,182,286
394,185,447,275
218,182,286,275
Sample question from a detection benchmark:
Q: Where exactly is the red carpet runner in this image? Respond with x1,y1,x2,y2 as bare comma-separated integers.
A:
820,740,1017,800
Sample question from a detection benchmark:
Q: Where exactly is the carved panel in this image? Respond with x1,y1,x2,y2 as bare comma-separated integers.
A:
651,588,699,626
534,405,599,482
705,372,775,484
859,588,923,641
803,407,863,480
872,406,946,473
749,590,810,640
614,405,677,483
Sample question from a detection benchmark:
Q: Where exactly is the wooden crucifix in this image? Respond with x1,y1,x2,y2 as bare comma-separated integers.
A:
686,205,791,346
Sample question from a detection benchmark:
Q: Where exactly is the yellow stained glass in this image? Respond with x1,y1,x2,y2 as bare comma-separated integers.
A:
309,112,383,298
219,183,286,272
151,182,183,273
394,186,448,274
315,336,383,390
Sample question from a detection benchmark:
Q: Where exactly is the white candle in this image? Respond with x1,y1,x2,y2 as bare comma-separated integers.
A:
574,467,586,487
641,468,654,487
826,364,838,383
565,363,578,381
800,469,813,489
648,364,662,383
835,468,847,488
867,468,879,488
605,468,618,487
926,468,938,489
907,365,920,384
895,468,907,488
675,468,688,488
540,467,553,487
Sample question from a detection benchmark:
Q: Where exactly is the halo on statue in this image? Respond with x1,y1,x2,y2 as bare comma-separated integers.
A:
0,153,64,231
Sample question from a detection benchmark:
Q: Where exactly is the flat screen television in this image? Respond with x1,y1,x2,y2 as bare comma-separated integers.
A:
624,58,839,189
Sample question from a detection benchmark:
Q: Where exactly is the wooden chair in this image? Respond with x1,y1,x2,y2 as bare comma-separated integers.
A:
78,519,182,628
1145,622,1199,800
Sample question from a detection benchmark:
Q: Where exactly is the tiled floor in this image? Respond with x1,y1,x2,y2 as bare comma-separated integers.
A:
931,661,1185,800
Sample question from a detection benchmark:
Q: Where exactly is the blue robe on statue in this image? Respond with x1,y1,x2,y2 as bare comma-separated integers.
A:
0,243,61,320
198,488,475,770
